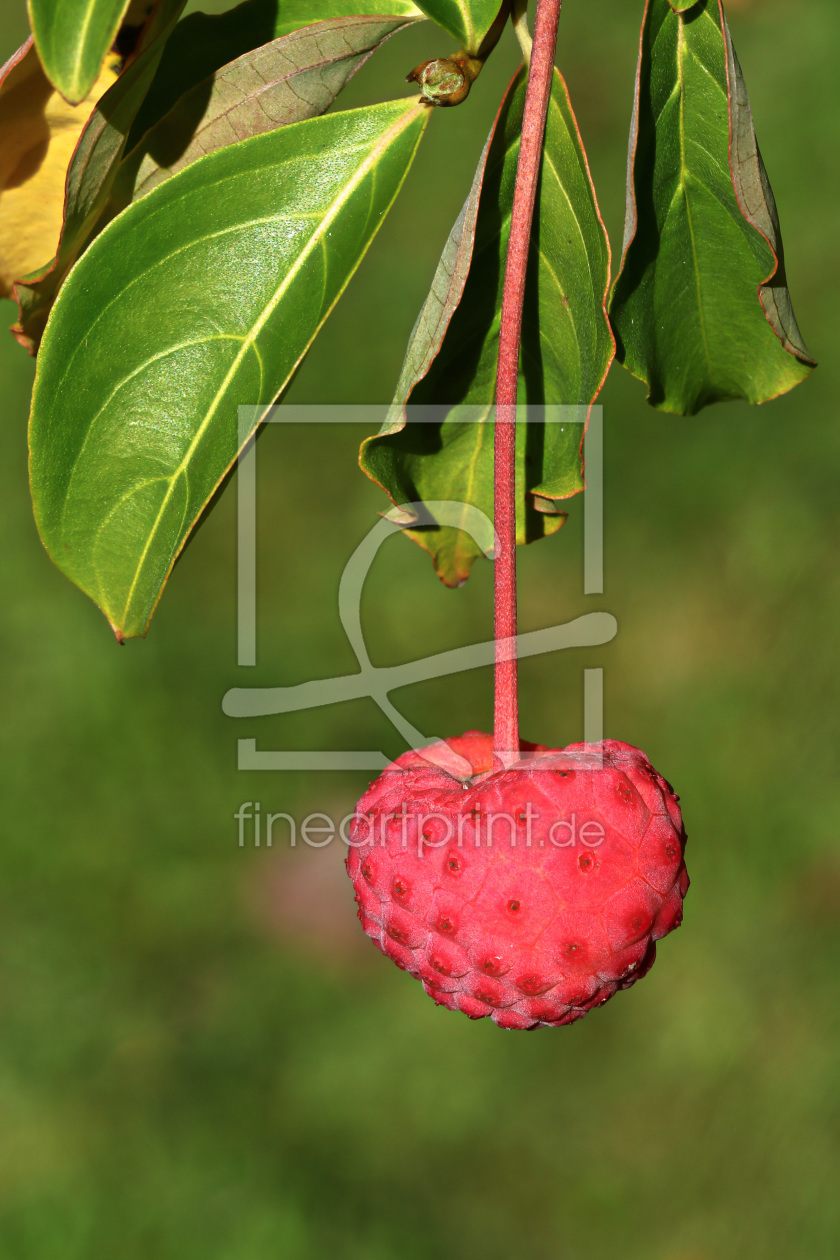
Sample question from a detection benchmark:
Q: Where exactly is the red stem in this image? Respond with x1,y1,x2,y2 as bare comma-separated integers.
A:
493,0,562,760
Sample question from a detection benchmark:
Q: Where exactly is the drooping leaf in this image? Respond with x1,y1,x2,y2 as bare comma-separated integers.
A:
610,0,815,416
29,99,430,640
0,39,118,299
113,14,420,206
28,0,132,103
13,0,186,352
361,65,614,586
411,0,502,54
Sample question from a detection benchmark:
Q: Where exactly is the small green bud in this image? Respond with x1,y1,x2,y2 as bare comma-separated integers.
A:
406,54,480,108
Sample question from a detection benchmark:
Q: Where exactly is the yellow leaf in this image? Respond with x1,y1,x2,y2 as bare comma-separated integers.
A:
0,40,119,299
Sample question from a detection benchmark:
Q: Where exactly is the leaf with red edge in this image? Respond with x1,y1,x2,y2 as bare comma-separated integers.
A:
125,0,424,152
110,14,421,207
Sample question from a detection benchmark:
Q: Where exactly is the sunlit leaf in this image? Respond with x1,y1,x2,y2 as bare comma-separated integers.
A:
29,99,430,639
0,39,118,299
361,66,613,586
610,0,815,415
28,0,131,103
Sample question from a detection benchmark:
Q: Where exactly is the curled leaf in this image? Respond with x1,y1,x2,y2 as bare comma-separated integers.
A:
361,65,614,586
723,12,812,366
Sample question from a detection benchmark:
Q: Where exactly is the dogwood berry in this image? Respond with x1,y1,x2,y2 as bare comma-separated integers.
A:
346,731,688,1029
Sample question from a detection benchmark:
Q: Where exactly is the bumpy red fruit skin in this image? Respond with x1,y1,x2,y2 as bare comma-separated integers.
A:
346,732,688,1029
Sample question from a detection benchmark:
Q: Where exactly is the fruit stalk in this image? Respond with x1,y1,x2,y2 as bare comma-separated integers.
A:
493,0,562,760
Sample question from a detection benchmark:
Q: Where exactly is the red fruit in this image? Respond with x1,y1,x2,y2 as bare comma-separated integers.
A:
346,731,688,1029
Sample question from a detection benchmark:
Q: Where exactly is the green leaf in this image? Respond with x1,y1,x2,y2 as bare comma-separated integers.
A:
361,65,614,587
114,15,420,206
13,0,186,352
28,0,131,103
412,0,502,54
610,0,815,416
29,99,430,639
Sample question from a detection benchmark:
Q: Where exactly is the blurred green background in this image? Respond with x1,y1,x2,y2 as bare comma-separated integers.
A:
1,0,839,1255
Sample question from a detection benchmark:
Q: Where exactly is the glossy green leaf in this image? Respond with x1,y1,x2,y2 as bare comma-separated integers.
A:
412,0,502,53
610,0,815,416
361,65,613,587
13,0,186,352
114,15,419,206
28,0,131,103
29,99,429,639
